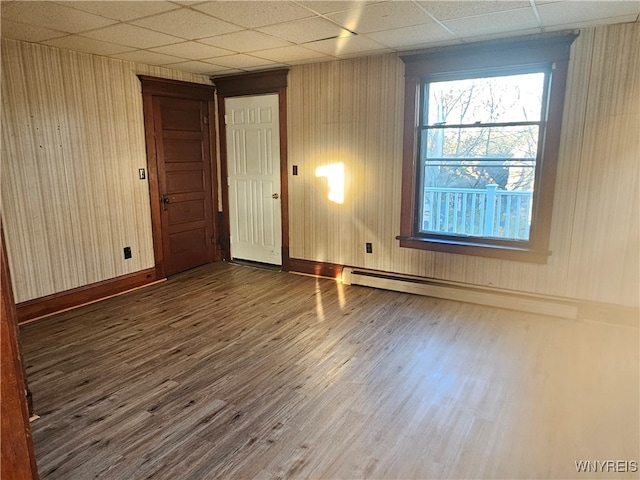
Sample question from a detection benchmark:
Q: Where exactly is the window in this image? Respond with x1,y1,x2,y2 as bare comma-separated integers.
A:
420,69,547,240
398,33,577,263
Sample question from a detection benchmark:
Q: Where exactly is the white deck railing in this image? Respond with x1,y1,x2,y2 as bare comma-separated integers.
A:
422,185,533,240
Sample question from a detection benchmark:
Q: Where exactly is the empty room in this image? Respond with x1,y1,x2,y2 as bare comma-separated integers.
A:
1,1,638,479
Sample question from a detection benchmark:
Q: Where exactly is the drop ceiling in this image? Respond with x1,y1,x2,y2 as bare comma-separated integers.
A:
1,0,639,76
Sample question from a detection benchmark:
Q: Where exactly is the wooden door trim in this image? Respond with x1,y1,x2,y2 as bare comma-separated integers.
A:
213,69,288,97
212,69,290,270
1,220,39,480
139,76,219,278
138,75,214,100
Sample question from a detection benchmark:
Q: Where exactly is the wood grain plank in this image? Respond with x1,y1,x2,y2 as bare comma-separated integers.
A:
20,262,639,479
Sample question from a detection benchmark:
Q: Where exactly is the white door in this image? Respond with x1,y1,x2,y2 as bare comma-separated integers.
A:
225,94,282,265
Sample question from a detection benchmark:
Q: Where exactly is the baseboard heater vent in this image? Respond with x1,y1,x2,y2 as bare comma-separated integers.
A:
342,267,578,319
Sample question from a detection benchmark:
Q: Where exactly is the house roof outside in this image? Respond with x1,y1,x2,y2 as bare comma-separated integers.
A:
1,0,639,75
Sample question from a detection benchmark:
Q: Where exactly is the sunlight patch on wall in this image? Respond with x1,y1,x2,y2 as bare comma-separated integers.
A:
316,162,345,204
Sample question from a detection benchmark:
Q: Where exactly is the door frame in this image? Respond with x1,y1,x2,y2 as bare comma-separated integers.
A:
139,76,220,279
1,219,39,480
213,69,290,270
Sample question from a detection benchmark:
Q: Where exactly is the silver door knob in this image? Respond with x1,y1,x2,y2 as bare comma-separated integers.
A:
272,193,279,199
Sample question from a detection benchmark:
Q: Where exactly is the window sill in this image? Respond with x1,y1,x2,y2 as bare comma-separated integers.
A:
396,236,551,264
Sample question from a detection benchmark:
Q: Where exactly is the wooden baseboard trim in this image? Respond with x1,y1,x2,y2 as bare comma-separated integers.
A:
286,258,344,279
16,268,160,324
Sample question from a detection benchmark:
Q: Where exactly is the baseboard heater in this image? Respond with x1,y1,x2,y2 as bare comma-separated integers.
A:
341,267,578,319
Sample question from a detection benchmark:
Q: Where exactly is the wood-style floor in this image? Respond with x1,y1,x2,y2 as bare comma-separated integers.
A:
20,262,639,479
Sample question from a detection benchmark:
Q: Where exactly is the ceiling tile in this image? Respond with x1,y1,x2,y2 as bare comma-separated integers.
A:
160,60,224,74
537,1,640,27
202,63,246,74
43,35,134,56
0,18,66,42
250,44,332,63
175,61,244,75
257,17,353,44
171,1,209,5
204,53,276,69
242,62,290,72
463,27,543,44
2,0,638,73
63,1,180,22
132,8,242,40
150,41,234,60
111,50,184,65
1,1,116,34
367,23,456,48
544,14,640,31
303,34,388,56
285,56,340,66
443,8,540,38
327,1,435,33
193,1,314,28
297,1,382,15
81,24,185,49
399,38,464,54
418,1,530,21
331,47,395,59
198,30,292,52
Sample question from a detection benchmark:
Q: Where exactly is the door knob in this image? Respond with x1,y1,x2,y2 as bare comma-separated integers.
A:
272,193,279,199
162,195,170,210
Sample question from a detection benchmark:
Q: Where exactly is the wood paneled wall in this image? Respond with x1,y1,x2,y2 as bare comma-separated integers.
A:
287,22,640,308
1,39,211,303
3,23,638,309
565,24,640,305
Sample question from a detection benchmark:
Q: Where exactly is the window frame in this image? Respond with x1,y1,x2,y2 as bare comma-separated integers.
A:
398,33,578,263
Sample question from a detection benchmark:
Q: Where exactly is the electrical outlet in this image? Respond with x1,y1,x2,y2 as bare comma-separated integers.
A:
123,246,132,259
365,242,373,254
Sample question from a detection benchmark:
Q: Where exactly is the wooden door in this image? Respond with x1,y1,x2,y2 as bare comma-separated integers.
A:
153,96,216,276
225,94,282,265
